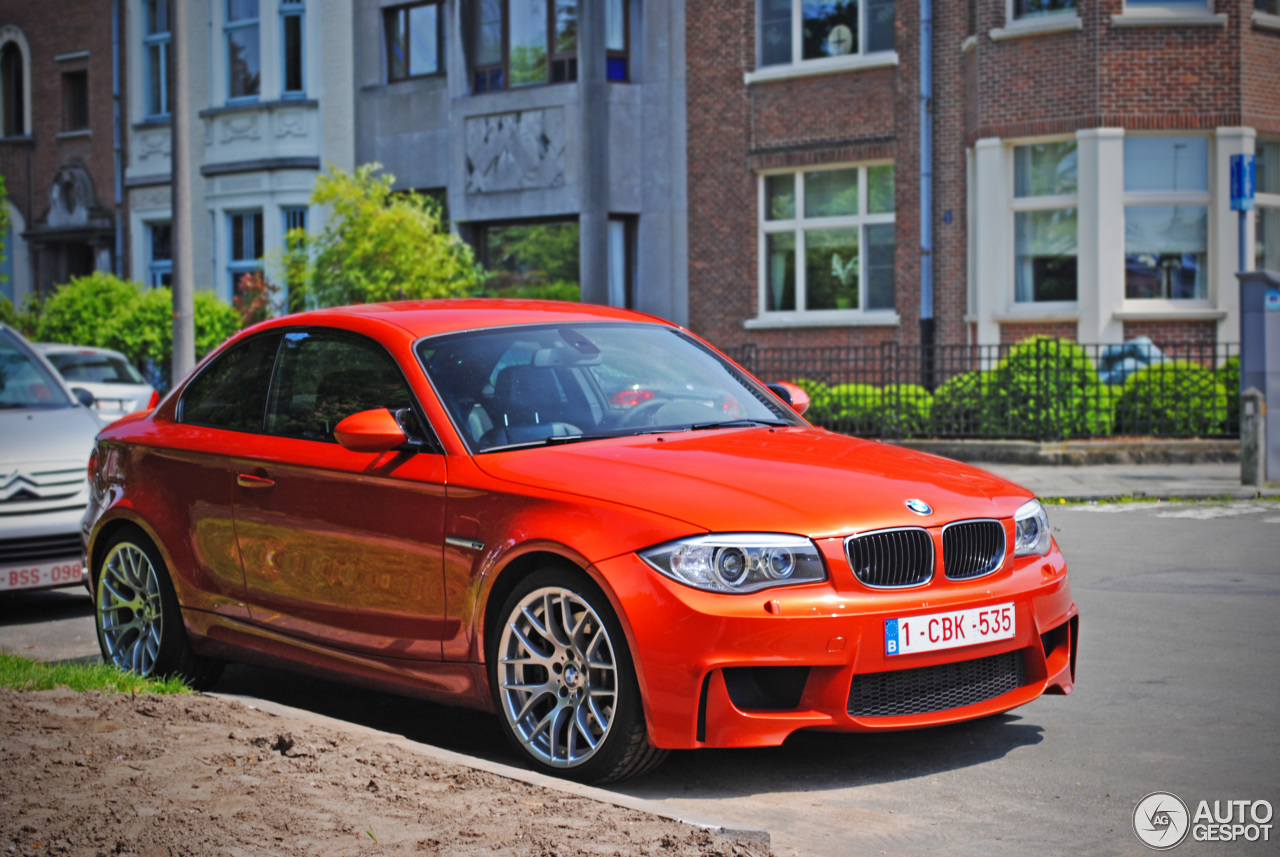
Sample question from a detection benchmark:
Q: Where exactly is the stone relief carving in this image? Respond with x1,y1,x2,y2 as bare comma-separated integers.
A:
465,108,566,194
45,164,96,228
136,129,171,162
274,109,308,138
220,114,260,143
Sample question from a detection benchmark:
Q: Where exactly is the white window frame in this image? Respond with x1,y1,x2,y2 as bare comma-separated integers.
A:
225,0,261,103
146,221,172,287
1121,133,1212,305
227,209,264,295
280,0,305,98
753,162,898,327
1009,136,1079,308
142,0,171,119
992,0,1082,40
747,0,898,85
1112,0,1226,28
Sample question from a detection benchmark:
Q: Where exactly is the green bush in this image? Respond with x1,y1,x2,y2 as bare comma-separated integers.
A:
930,371,993,436
881,383,933,438
792,378,833,422
1113,362,1227,437
991,336,1109,438
823,383,884,436
35,272,142,347
105,287,242,389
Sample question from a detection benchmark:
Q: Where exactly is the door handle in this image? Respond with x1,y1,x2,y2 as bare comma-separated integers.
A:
236,473,275,489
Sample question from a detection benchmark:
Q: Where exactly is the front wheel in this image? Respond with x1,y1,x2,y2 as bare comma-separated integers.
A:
490,568,667,783
94,528,223,689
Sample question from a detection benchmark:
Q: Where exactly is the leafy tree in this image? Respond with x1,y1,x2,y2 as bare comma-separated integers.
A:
293,164,480,308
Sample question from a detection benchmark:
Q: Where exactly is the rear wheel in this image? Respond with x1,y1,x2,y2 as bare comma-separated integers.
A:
490,568,667,783
94,528,223,689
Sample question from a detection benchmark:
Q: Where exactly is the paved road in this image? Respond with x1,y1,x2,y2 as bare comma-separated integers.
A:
4,500,1278,856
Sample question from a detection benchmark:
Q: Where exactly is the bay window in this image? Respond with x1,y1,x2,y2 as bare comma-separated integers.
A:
228,210,264,296
759,163,895,316
1123,137,1209,300
226,0,260,101
1257,141,1280,272
758,0,895,69
1012,141,1078,303
143,0,171,118
281,0,304,96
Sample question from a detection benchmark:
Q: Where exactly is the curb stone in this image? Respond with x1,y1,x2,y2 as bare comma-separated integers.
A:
210,692,771,847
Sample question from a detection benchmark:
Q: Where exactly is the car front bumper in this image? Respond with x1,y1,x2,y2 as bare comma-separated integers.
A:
598,537,1077,750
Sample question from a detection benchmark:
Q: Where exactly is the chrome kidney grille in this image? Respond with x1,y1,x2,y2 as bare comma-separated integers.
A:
845,528,934,588
942,520,1007,580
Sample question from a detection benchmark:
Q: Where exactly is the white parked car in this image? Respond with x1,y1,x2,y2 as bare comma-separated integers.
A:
36,344,158,425
1,324,101,594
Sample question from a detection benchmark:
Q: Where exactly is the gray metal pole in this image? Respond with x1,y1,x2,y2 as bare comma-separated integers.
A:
170,0,196,382
578,0,609,306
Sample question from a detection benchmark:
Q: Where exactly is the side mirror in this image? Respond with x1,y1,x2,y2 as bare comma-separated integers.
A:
334,408,408,453
766,382,811,417
70,387,96,409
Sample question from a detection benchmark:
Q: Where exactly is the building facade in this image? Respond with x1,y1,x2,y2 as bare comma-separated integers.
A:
124,0,355,302
1,2,123,305
353,0,689,322
686,0,1280,354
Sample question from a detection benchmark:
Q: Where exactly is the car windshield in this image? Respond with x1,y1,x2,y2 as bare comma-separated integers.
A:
46,351,146,385
417,322,803,452
0,329,73,410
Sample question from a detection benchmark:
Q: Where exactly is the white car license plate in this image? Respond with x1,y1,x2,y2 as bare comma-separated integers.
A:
0,560,85,592
885,603,1015,656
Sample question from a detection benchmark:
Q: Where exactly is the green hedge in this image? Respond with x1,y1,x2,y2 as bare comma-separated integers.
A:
990,336,1111,437
1113,362,1227,437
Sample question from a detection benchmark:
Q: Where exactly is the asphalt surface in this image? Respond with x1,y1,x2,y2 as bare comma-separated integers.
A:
3,498,1278,856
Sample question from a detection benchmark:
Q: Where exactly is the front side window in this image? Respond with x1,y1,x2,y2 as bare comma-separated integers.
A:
148,222,173,287
266,331,415,443
1013,0,1076,18
1013,141,1078,303
1257,140,1280,272
759,0,895,69
143,0,171,117
760,163,896,314
1124,137,1209,300
180,333,281,432
226,0,260,101
281,0,304,96
472,0,626,94
228,210,264,296
386,1,442,81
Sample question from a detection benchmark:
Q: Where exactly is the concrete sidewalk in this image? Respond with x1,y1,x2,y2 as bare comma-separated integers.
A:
977,461,1280,501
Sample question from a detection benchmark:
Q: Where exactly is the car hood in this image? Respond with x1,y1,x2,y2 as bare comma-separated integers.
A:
0,407,101,468
472,427,1033,538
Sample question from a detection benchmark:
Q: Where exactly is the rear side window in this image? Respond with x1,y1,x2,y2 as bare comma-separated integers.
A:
180,334,281,431
265,330,415,443
47,352,145,384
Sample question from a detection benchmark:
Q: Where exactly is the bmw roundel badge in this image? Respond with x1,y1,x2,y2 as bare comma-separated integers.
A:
905,499,933,516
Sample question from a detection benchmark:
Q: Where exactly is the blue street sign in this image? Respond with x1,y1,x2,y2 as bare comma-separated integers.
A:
1231,154,1256,211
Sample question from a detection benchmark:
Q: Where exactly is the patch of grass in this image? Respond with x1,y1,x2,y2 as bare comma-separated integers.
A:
0,653,191,694
1043,494,1246,506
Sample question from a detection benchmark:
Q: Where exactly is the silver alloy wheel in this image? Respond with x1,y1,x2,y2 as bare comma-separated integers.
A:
96,542,164,675
497,586,618,768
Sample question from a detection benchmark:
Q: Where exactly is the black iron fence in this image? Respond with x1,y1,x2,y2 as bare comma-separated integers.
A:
727,337,1240,441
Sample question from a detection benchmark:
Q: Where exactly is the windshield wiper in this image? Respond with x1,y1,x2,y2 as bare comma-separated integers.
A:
687,418,790,431
479,433,617,453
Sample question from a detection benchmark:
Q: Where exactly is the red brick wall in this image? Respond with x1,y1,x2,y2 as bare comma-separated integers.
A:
999,321,1078,345
1243,6,1280,135
1122,320,1218,352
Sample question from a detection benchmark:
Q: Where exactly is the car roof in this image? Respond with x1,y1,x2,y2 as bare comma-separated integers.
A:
35,343,129,358
249,299,674,341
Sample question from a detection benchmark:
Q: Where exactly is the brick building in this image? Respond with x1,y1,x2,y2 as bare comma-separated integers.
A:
1,2,123,303
686,0,1280,355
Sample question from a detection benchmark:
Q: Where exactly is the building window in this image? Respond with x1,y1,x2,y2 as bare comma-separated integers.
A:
759,163,896,314
1123,137,1208,300
1013,0,1075,19
478,220,581,301
143,0,171,117
61,71,89,132
226,0,260,101
1259,0,1280,14
386,2,443,81
1257,141,1280,273
283,205,308,235
0,41,24,137
759,0,894,69
148,222,173,287
228,210,264,295
471,0,626,94
1012,141,1077,303
281,0,304,96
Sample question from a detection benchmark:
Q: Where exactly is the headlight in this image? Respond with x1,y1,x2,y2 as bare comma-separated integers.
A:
639,534,826,594
1013,499,1052,557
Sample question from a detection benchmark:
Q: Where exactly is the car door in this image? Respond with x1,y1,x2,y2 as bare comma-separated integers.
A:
232,328,449,660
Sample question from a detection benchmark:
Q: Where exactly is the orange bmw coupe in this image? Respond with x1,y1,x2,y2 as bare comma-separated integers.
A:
83,300,1077,782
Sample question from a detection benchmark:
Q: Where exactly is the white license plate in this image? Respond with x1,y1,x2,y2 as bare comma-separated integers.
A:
0,560,85,592
885,603,1015,656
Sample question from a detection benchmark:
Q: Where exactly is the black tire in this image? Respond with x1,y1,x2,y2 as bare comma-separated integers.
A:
93,527,223,690
488,567,667,783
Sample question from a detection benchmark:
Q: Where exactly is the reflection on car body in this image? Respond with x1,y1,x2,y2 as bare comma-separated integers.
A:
83,300,1077,783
